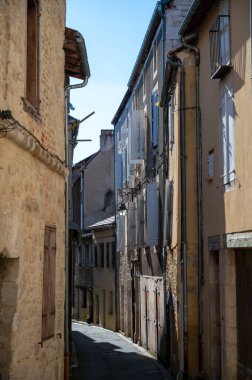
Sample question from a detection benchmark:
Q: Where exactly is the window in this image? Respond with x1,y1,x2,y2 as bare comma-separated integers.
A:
82,289,87,308
153,39,157,76
209,0,231,79
85,244,90,267
106,242,110,268
112,242,116,268
108,291,113,315
42,226,56,340
100,243,104,268
168,97,174,149
94,245,98,267
208,150,214,179
220,82,235,189
26,0,39,109
151,90,159,148
143,69,146,99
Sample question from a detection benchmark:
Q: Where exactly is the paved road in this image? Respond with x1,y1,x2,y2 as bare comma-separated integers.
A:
71,322,172,380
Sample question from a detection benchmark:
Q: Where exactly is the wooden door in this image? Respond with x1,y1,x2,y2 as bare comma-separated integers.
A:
236,250,252,379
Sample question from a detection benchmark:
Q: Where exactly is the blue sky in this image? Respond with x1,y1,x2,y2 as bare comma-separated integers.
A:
66,0,157,163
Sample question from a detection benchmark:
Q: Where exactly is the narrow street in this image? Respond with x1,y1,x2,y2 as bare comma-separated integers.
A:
71,322,172,380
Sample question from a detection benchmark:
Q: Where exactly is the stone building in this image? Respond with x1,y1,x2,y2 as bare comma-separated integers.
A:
112,0,193,366
0,2,89,379
159,0,252,378
177,1,252,379
72,130,115,329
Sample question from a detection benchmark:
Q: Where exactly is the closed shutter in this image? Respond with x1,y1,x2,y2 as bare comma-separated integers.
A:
115,154,123,189
227,90,235,182
42,226,56,340
116,214,126,252
137,194,145,248
221,84,235,185
127,201,137,249
146,182,159,246
129,110,145,163
152,90,159,148
163,180,173,246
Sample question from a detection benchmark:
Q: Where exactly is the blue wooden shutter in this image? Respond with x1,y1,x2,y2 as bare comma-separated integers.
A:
152,90,159,147
169,97,174,149
221,84,234,185
116,214,126,252
129,110,145,162
146,182,159,246
137,194,145,248
127,201,137,249
115,154,123,189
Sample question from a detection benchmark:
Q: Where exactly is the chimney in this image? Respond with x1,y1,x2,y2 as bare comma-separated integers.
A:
100,129,114,151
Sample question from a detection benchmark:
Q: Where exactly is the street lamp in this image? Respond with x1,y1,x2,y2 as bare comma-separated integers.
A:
118,203,127,216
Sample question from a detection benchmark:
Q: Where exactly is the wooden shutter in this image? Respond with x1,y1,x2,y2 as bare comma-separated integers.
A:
146,182,159,246
137,194,145,248
221,84,234,185
152,90,159,148
127,201,137,250
42,226,56,340
168,97,174,149
116,214,126,252
129,110,145,163
115,154,123,190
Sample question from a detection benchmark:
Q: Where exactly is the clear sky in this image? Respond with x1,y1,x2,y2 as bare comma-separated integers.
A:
66,0,157,163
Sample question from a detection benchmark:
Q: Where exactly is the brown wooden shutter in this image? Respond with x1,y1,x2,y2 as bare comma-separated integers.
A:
42,226,56,340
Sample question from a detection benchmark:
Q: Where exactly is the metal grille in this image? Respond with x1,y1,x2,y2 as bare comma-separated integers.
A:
209,15,231,79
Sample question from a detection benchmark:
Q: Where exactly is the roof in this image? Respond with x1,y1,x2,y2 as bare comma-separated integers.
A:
88,215,115,230
64,27,91,80
112,0,171,126
179,0,216,36
72,151,98,183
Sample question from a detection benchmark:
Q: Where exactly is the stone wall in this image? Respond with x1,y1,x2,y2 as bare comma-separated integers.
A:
0,1,66,379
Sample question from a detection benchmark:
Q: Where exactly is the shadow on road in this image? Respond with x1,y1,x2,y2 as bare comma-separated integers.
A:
71,328,170,380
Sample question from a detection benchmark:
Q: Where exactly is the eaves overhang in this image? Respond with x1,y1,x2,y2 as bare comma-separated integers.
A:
179,0,217,37
64,27,91,80
112,0,171,126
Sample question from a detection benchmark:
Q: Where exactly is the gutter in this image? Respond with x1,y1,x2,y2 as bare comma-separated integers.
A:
112,0,171,125
178,0,201,36
167,55,188,375
64,30,90,380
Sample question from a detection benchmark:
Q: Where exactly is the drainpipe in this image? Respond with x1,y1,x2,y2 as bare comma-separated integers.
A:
64,31,90,379
167,55,188,375
161,10,170,367
180,36,203,376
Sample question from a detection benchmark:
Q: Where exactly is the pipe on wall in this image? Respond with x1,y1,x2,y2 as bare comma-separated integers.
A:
180,36,203,376
167,55,188,375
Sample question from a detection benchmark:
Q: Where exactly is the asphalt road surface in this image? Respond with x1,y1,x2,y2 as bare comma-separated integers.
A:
71,322,172,380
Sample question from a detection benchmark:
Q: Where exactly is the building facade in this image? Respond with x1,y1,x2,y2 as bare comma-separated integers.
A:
0,1,66,379
159,0,252,378
72,130,116,330
112,0,193,366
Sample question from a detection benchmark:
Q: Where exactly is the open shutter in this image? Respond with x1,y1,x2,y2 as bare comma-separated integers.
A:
152,91,159,148
221,93,228,184
116,214,126,252
227,90,235,182
127,201,137,250
221,84,235,185
146,182,159,246
168,97,174,149
137,194,145,248
115,154,123,189
129,110,145,163
42,226,56,340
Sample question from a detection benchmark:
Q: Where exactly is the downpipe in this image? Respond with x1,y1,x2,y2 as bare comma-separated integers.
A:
180,36,204,377
64,76,89,380
168,56,188,376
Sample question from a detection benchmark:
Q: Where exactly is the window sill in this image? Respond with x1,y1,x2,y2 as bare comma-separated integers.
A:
22,97,41,123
